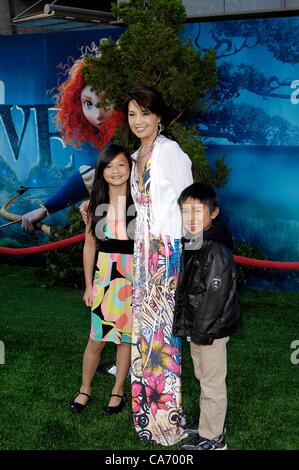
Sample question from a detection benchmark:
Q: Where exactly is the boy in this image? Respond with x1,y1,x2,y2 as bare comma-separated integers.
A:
173,183,242,450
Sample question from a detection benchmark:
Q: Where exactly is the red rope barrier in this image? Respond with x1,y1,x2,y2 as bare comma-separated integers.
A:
233,255,299,270
0,233,299,269
0,233,85,255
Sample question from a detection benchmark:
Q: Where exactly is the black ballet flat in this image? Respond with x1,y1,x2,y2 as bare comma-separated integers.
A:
70,391,91,413
103,393,127,415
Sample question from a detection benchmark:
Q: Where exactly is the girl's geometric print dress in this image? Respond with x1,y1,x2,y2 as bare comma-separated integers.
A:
90,222,134,344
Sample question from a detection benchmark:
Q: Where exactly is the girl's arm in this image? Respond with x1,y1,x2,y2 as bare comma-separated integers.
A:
83,222,96,307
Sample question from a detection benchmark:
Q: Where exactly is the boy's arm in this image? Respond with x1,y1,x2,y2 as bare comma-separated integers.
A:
193,247,233,335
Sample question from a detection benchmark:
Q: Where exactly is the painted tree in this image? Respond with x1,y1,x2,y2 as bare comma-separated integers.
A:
84,0,229,186
205,19,299,64
192,18,299,144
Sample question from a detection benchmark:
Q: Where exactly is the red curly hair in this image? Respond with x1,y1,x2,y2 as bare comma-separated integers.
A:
55,59,124,151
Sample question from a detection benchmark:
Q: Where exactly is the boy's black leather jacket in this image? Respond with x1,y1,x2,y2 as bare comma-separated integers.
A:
173,221,242,345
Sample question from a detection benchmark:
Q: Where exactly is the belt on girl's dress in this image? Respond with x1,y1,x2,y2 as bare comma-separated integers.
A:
96,238,134,254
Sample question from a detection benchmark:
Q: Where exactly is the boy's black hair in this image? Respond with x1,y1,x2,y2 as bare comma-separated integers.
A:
178,183,218,212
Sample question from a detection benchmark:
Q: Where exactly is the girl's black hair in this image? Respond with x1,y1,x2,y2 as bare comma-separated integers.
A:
178,183,219,212
121,85,174,147
88,143,133,236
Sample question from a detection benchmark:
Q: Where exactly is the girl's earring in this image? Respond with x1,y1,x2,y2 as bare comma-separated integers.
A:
157,122,164,134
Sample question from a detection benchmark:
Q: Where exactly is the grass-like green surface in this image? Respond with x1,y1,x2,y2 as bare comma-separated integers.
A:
0,264,298,450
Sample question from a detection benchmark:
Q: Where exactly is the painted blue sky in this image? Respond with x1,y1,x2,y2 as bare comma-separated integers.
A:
183,17,299,133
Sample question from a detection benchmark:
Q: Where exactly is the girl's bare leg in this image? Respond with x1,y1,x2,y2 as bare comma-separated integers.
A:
74,338,106,405
108,342,131,406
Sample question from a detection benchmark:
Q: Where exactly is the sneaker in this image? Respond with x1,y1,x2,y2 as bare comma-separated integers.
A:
183,424,199,436
181,432,227,451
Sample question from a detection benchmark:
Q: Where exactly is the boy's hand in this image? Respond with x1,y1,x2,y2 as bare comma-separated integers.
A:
83,286,93,307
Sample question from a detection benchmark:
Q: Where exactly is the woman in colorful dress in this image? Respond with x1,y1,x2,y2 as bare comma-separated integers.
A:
70,143,134,415
123,86,194,445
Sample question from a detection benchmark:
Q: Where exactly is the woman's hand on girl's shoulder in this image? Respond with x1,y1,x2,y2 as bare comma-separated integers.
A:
80,199,91,225
83,286,93,307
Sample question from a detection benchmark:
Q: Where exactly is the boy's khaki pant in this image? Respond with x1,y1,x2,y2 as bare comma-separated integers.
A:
190,337,229,440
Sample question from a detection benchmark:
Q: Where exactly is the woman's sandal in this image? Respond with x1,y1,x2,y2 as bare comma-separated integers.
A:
103,393,127,416
70,391,91,413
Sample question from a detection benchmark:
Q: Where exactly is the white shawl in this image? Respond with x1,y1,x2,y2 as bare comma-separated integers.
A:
132,135,193,239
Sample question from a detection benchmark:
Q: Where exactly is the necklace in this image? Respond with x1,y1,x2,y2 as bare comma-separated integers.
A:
138,135,158,160
138,146,152,159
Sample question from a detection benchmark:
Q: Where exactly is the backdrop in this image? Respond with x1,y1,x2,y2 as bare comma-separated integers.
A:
0,16,298,289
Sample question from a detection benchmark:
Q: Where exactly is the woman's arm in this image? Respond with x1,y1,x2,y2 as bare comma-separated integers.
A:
79,199,91,225
158,139,193,195
83,222,96,307
150,138,193,238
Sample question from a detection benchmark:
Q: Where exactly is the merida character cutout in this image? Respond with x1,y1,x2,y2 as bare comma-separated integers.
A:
21,58,123,232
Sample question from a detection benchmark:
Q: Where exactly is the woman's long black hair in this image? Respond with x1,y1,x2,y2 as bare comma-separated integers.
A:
121,85,174,148
88,143,133,236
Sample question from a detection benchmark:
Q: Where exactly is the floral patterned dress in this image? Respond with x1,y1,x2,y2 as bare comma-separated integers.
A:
131,149,187,446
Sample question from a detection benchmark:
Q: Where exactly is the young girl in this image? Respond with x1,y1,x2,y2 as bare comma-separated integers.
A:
70,143,134,415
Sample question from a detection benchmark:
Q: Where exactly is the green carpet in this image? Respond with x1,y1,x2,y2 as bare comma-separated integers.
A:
0,265,298,450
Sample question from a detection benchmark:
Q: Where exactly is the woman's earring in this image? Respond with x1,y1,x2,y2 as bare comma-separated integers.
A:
157,122,164,134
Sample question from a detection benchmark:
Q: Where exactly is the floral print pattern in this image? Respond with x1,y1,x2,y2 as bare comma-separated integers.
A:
130,149,186,446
